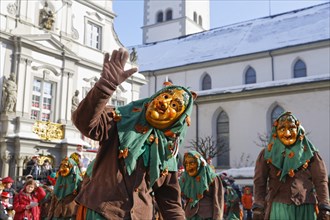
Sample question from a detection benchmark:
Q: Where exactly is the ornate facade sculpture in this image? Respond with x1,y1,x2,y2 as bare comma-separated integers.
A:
39,2,55,30
129,47,138,64
32,121,65,141
71,90,80,113
2,72,17,113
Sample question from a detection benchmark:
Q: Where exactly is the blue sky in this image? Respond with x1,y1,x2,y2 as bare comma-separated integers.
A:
113,0,329,47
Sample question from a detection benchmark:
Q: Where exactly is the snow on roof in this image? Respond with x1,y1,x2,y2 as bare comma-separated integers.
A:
133,3,330,72
217,167,255,179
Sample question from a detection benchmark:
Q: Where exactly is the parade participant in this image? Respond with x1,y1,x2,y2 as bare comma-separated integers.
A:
179,151,224,220
226,186,242,220
72,48,196,219
13,179,46,220
253,111,330,220
241,186,253,220
47,154,82,219
1,177,16,205
40,172,56,220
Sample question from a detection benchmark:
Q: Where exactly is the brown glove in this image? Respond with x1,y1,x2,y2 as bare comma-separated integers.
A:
318,209,330,220
252,208,265,220
101,48,137,87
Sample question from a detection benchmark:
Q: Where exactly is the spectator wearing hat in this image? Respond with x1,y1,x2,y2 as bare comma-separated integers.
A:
13,179,46,220
1,177,16,205
1,191,15,217
1,183,13,220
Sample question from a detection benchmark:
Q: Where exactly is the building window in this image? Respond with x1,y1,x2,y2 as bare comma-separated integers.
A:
166,9,172,21
86,21,102,50
216,110,229,167
245,67,256,84
198,15,203,26
31,78,55,121
193,12,197,22
202,74,212,90
157,11,164,23
293,59,306,78
271,105,285,124
111,99,125,107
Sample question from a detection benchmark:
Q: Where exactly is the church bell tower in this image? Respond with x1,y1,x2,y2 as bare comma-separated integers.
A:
142,0,210,44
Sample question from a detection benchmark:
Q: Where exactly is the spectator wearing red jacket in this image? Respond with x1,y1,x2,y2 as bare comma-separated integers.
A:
13,179,46,220
241,186,253,220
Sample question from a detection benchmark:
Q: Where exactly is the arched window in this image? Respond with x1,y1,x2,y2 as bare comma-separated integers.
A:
157,11,163,23
202,74,212,90
216,111,229,167
271,105,285,124
193,12,197,22
166,9,172,21
293,59,306,78
245,67,256,84
198,15,203,26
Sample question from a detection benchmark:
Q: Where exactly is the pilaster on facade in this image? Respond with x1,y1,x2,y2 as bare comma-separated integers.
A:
15,154,27,177
1,151,12,177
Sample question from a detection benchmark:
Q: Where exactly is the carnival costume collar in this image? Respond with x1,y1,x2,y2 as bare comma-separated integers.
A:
179,151,217,208
115,85,194,187
264,112,317,181
54,157,82,200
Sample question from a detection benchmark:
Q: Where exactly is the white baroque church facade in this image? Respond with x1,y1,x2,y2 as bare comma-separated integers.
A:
0,0,146,179
135,1,330,171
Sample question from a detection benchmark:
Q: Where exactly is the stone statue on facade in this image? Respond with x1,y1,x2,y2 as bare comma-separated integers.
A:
129,47,138,64
2,72,17,113
39,2,55,30
71,90,80,113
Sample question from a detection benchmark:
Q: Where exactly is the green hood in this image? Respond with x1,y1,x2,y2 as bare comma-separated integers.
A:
179,151,217,208
116,85,194,187
264,112,317,181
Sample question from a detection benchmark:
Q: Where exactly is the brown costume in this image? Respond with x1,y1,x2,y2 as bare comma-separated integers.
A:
184,176,224,219
72,79,185,219
254,149,329,219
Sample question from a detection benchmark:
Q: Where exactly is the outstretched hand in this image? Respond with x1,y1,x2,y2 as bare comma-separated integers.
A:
101,48,138,86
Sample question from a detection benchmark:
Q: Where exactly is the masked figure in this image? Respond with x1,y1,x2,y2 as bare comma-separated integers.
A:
253,112,330,220
72,48,196,219
47,155,82,220
179,151,224,220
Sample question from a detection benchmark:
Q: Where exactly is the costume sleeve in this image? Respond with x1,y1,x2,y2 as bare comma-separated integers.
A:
72,77,116,142
154,172,185,220
212,176,224,220
310,152,330,207
253,149,269,209
35,186,46,202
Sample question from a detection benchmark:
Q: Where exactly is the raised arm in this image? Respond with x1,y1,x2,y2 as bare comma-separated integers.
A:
72,48,137,141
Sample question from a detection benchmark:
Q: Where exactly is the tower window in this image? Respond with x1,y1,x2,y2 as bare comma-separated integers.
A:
193,12,197,22
166,9,172,21
157,11,164,23
198,15,202,26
